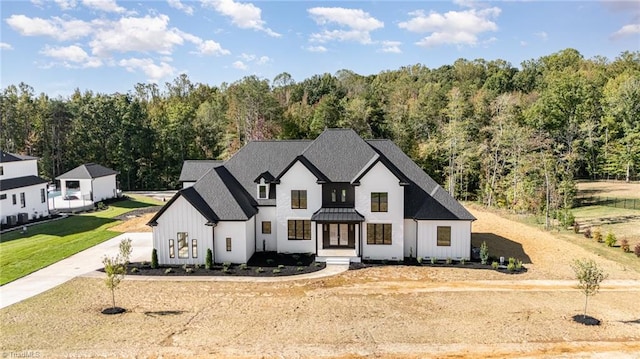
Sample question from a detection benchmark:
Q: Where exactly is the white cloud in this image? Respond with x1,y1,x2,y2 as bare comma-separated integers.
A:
399,7,500,47
197,40,230,55
40,45,103,68
89,15,185,56
612,24,640,38
232,60,248,70
306,45,327,53
6,15,93,41
119,58,175,82
82,0,125,13
202,0,280,37
308,7,383,44
0,42,13,50
240,53,255,61
534,31,548,41
520,40,527,47
168,0,193,15
54,0,77,10
256,55,269,65
379,41,401,53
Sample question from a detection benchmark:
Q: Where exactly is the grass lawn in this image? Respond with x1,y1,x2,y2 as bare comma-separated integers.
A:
0,194,162,285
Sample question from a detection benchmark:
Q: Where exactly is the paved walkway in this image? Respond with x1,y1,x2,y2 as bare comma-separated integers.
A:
0,232,348,309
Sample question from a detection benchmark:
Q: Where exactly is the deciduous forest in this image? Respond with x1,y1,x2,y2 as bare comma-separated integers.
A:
1,48,638,218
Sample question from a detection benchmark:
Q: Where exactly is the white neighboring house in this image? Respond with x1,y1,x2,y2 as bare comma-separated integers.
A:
148,129,476,265
0,151,49,226
55,163,119,203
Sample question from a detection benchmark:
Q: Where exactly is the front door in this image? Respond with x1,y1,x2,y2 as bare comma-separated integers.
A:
323,223,355,248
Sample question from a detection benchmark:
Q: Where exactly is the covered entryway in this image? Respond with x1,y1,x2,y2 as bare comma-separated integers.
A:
311,207,364,262
323,223,355,248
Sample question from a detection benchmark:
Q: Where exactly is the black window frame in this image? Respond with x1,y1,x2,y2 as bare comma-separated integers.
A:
169,239,175,258
366,223,392,245
12,194,17,205
177,232,188,258
437,226,452,247
258,184,268,199
371,192,388,212
20,192,25,208
262,221,271,234
41,188,46,203
0,194,6,200
226,237,232,251
287,220,311,240
191,238,198,258
291,190,307,209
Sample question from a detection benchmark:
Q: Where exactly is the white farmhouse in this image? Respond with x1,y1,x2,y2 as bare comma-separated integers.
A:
56,163,119,203
0,151,49,225
148,129,475,264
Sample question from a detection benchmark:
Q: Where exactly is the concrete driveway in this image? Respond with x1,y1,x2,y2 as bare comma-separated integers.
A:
0,232,152,309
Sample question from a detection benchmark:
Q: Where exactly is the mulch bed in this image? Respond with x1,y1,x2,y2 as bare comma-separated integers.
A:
350,257,527,274
121,252,326,277
573,314,601,326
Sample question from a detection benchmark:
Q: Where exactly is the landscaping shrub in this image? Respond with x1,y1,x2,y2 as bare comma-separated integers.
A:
445,257,452,264
592,227,602,243
296,267,304,272
516,259,523,270
272,268,281,274
480,241,489,265
277,264,285,269
604,232,617,247
205,249,213,270
151,249,158,269
416,256,423,264
430,257,437,264
491,261,499,269
460,258,466,265
256,267,264,273
507,262,516,272
131,267,139,273
583,227,592,239
557,209,575,230
620,239,630,253
635,243,640,258
239,263,248,270
164,268,173,274
573,221,580,234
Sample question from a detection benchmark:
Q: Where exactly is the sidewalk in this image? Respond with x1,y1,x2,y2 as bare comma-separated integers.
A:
0,232,152,309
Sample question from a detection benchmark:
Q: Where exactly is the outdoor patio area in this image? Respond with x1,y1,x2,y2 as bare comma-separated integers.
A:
48,190,94,213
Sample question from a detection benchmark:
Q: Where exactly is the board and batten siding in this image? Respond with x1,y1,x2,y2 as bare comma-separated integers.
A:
355,161,404,260
152,195,212,265
254,206,277,252
276,161,321,254
403,219,417,258
92,175,117,201
416,220,472,260
213,221,249,264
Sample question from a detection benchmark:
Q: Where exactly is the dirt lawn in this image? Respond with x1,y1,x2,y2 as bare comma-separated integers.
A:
1,206,639,358
577,181,640,199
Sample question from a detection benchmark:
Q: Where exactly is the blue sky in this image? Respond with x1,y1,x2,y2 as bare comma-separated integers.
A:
1,0,639,97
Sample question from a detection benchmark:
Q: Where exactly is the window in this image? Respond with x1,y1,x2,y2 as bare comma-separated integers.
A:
367,223,392,245
169,239,175,258
437,226,452,246
262,221,271,234
192,239,198,258
177,232,188,258
12,194,17,205
20,192,25,208
258,184,267,199
226,237,232,251
0,194,6,200
41,188,46,203
287,220,311,240
371,192,388,212
341,189,346,203
331,189,337,202
291,190,307,209
0,166,3,175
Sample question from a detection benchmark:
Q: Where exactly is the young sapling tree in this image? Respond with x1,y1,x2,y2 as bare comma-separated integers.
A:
571,258,608,323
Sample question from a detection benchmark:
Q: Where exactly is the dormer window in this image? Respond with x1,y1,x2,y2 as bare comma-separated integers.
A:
257,183,268,199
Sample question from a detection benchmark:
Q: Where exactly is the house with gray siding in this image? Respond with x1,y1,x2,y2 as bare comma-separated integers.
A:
148,129,475,265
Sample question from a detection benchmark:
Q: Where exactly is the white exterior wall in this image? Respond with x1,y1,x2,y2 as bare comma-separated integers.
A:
404,219,417,258
0,159,38,181
92,175,117,201
152,195,212,265
245,217,256,261
255,206,277,252
214,221,248,264
276,161,321,254
356,162,404,260
0,184,49,224
416,220,472,260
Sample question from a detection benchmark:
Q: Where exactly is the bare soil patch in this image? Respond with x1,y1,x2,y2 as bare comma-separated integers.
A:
577,180,640,199
109,212,156,233
1,205,639,358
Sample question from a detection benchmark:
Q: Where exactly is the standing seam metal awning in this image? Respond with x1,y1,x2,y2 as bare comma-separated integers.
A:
310,207,365,222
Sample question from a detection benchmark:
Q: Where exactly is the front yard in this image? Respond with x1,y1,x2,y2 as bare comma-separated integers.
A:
0,194,162,285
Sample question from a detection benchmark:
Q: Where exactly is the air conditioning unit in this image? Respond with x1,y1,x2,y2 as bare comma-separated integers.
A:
17,213,29,224
6,215,17,226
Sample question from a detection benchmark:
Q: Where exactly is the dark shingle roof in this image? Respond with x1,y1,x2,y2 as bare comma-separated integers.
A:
147,186,218,226
366,139,475,221
56,163,119,180
0,151,37,163
179,160,224,182
224,140,311,206
301,129,377,182
192,167,258,220
1,175,48,191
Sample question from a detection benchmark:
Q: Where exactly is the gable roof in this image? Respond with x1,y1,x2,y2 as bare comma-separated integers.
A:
0,175,48,191
366,139,475,221
148,186,218,226
0,151,37,163
300,129,377,182
179,160,224,182
224,140,311,206
56,163,119,180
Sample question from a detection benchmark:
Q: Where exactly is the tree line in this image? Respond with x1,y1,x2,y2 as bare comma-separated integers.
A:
1,48,638,219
